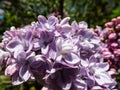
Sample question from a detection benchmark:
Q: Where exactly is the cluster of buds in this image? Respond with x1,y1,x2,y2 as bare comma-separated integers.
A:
0,15,116,90
101,16,120,72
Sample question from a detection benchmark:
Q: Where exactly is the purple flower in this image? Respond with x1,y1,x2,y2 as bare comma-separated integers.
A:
55,17,71,37
1,15,117,90
47,37,80,65
71,22,101,53
5,52,35,85
37,15,58,31
71,21,88,36
80,55,116,89
5,31,33,58
91,86,105,90
78,30,100,49
71,75,88,90
44,63,79,90
32,31,54,51
30,55,51,82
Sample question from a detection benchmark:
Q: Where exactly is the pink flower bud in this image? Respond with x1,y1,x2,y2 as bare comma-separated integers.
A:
111,18,117,24
116,16,120,24
102,51,112,58
115,24,120,30
104,28,113,36
110,43,118,48
117,39,120,44
101,48,109,52
108,33,117,39
105,22,113,28
118,33,120,36
114,49,120,56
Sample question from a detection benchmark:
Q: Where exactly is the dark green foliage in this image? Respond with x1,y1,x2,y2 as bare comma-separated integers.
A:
0,0,59,34
64,0,120,27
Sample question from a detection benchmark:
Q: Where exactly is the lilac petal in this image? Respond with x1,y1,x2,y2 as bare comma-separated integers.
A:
12,72,24,85
0,49,10,63
48,16,58,26
71,21,79,30
73,79,87,90
62,67,79,80
56,55,62,62
54,30,61,37
79,21,88,29
6,40,24,59
60,17,70,25
5,64,18,76
96,63,109,72
37,22,43,29
26,52,35,60
95,72,113,86
25,31,33,41
62,82,72,90
25,42,33,53
53,62,69,69
45,67,79,90
6,39,23,52
6,58,16,66
33,38,42,50
29,74,35,80
89,56,97,64
56,37,62,50
62,43,73,53
48,49,57,60
38,15,47,24
30,55,46,68
85,77,95,88
91,86,103,90
41,87,49,90
89,54,101,63
19,65,31,81
55,24,62,32
30,60,44,69
14,46,25,58
90,37,100,44
40,31,53,43
4,31,13,37
17,52,26,63
80,59,89,67
61,24,71,33
41,45,49,55
64,53,80,65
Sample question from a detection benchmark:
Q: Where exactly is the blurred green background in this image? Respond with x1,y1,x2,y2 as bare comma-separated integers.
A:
0,0,120,90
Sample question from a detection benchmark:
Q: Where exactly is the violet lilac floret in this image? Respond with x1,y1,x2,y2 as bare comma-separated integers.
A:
0,15,116,90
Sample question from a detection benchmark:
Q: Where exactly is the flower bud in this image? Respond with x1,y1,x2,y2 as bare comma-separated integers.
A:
105,22,113,28
110,43,118,48
102,51,112,58
114,49,120,56
116,16,120,24
111,18,117,24
115,24,120,30
108,33,117,40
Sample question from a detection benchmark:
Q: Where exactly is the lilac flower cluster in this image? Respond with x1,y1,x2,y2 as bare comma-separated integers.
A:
100,16,120,71
0,15,116,90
